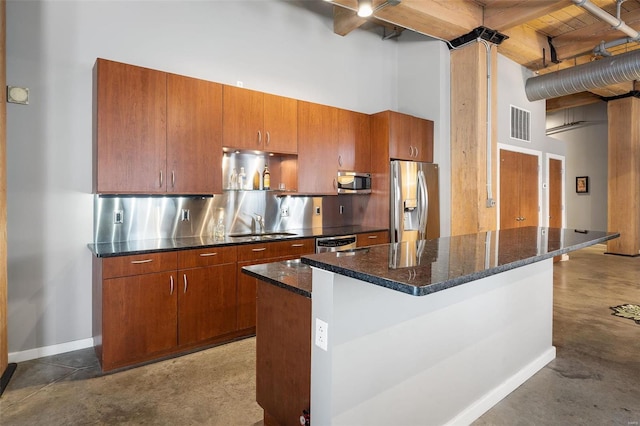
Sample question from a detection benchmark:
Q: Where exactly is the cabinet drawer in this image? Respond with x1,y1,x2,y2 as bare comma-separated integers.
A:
237,238,315,261
357,231,389,247
102,252,178,279
178,246,237,269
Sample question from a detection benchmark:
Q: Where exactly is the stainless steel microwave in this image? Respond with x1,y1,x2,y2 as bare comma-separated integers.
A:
337,172,372,194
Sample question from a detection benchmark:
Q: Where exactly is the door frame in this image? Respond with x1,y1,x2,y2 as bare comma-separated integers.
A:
497,144,543,230
545,153,566,228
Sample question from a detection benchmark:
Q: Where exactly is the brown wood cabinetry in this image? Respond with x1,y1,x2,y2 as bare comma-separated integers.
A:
94,246,240,371
338,109,371,171
356,230,389,247
223,85,297,154
236,238,315,332
297,101,338,194
94,59,223,194
385,110,434,162
177,247,238,346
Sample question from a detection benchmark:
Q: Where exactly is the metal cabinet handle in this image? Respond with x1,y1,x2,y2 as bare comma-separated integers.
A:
131,259,153,264
257,130,262,145
290,243,304,247
170,275,174,295
368,235,378,239
159,170,163,187
171,171,175,188
266,131,270,145
252,247,267,252
333,178,337,189
409,146,414,157
338,155,343,167
183,274,187,293
414,146,419,158
199,252,218,257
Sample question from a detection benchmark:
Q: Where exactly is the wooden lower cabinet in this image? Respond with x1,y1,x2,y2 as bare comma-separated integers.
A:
256,280,311,425
357,230,389,247
236,238,315,332
178,263,237,346
102,271,178,370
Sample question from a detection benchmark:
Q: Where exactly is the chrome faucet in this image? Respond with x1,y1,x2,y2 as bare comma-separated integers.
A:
252,213,265,234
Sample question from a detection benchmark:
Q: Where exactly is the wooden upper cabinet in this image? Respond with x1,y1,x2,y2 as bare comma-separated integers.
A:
223,86,297,154
167,74,222,194
337,109,370,171
297,101,339,194
386,111,434,163
94,58,167,193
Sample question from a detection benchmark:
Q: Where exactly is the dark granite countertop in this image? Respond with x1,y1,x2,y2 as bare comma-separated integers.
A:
87,226,387,257
297,227,619,297
242,259,312,298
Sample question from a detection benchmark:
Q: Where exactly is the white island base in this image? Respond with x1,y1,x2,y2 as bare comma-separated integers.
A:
310,259,555,425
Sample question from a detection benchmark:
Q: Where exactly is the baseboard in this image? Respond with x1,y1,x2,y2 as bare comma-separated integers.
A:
446,346,557,426
8,338,94,364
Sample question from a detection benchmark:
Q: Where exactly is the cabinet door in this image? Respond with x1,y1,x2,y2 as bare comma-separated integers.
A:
413,118,434,163
298,101,338,194
388,112,434,162
223,85,263,150
356,230,389,247
167,74,222,194
94,59,167,193
338,109,370,171
102,271,177,369
263,93,297,154
178,263,237,346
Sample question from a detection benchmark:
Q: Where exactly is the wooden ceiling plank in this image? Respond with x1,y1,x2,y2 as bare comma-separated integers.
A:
333,5,367,36
546,92,604,112
483,0,573,31
498,24,549,71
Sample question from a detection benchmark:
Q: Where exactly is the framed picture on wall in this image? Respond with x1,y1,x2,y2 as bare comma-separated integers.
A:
576,176,589,194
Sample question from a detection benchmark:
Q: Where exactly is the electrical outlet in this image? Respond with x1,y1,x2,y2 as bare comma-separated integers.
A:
315,318,328,351
339,205,344,215
315,206,321,216
113,210,123,224
281,206,290,217
181,209,190,221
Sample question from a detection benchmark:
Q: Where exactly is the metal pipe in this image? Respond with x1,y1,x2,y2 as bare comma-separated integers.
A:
479,39,495,208
525,48,640,101
573,0,639,39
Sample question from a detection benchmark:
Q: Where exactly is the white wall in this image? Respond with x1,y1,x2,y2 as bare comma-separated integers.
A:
5,0,405,355
547,103,608,231
496,55,567,228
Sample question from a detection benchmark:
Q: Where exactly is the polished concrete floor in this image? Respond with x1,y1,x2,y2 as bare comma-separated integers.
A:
1,244,639,425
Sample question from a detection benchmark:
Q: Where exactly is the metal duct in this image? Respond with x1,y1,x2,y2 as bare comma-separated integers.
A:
525,49,640,101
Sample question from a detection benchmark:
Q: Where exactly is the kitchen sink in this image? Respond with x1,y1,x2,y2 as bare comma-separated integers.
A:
228,232,297,239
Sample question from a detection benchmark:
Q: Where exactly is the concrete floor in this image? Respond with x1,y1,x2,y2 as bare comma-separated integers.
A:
1,244,639,425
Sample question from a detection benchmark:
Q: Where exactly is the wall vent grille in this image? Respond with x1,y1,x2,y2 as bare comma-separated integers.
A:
510,105,531,142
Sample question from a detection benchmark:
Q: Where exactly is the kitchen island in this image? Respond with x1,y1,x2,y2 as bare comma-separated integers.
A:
243,227,618,425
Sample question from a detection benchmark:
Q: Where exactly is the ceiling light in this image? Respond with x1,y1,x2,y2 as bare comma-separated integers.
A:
357,0,373,17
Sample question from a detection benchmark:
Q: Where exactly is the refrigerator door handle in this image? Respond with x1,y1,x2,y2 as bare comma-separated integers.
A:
392,163,402,242
417,170,428,239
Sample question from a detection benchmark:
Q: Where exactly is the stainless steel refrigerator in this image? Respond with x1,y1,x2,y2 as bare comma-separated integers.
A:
390,160,440,243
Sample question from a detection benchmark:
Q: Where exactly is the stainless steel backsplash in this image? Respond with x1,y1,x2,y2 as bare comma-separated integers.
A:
94,192,357,243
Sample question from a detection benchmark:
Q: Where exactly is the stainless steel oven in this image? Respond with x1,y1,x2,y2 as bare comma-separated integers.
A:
315,235,357,253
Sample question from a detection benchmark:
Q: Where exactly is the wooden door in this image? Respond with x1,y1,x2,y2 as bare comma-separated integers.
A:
548,158,563,228
222,85,263,150
337,109,371,171
500,150,521,229
178,263,237,346
297,101,338,194
167,74,222,194
94,59,167,193
519,153,539,227
263,93,297,154
102,272,177,369
500,150,539,229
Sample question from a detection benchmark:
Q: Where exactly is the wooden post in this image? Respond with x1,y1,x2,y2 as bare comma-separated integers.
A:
607,97,640,256
450,42,498,235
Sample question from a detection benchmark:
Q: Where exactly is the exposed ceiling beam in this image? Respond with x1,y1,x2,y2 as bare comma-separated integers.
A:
545,91,604,112
333,5,367,36
482,0,573,31
498,24,549,70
